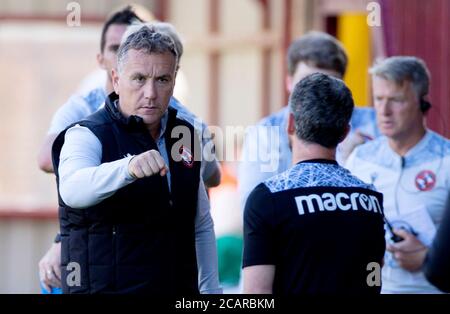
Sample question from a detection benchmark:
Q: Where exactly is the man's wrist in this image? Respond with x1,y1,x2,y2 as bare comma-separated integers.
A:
126,155,138,180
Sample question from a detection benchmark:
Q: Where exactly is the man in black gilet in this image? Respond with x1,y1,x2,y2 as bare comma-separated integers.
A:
242,73,385,294
52,25,221,294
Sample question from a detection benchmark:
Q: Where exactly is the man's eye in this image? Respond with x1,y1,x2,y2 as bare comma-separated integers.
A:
374,97,384,102
134,76,145,83
157,77,170,83
109,45,120,53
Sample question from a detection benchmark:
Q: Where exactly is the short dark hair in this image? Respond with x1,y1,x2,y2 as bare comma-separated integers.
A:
100,6,144,53
287,31,348,77
289,73,354,148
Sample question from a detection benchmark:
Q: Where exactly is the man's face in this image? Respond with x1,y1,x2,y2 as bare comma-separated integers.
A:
97,24,128,80
372,76,423,140
287,62,342,93
112,49,177,132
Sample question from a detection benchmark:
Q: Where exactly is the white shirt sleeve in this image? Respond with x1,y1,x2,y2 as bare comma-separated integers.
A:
58,125,136,208
47,95,93,135
238,125,279,212
195,179,222,294
344,146,358,172
201,157,220,183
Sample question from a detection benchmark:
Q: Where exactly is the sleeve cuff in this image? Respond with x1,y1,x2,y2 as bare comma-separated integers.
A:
124,154,137,181
200,287,223,294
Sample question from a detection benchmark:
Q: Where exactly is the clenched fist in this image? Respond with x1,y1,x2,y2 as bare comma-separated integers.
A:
128,149,168,179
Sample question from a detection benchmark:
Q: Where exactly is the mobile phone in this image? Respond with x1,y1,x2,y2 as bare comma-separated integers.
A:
384,217,404,243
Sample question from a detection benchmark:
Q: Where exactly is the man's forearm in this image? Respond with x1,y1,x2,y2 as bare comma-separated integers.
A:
59,156,135,208
195,211,222,294
243,265,275,294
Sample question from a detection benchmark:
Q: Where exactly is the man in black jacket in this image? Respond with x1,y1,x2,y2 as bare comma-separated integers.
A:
52,25,221,294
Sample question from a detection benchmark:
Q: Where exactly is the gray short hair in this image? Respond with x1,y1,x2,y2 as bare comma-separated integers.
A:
369,56,430,99
122,22,183,59
117,25,178,73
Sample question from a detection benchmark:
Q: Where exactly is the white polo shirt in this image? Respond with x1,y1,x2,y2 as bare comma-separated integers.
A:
346,130,450,293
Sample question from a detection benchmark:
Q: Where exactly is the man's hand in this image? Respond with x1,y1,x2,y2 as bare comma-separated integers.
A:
339,131,372,163
38,242,62,292
387,229,428,272
128,149,168,179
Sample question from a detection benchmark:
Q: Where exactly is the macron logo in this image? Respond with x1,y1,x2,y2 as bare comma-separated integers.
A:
295,192,382,216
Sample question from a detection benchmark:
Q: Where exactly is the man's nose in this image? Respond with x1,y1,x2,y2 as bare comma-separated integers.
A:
144,81,157,100
378,99,391,115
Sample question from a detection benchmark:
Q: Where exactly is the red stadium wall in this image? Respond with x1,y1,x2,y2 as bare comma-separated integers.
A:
381,0,450,138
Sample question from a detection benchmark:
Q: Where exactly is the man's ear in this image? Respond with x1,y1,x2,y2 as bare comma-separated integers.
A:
174,68,179,85
286,76,294,94
339,124,351,143
287,112,296,136
111,68,120,94
97,52,106,70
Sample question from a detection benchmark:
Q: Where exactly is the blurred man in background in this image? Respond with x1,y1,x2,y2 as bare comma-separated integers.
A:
346,56,450,293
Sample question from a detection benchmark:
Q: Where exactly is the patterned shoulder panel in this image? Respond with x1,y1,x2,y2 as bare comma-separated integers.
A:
83,88,107,113
170,99,207,131
407,131,450,167
354,131,450,168
353,136,387,162
264,162,375,193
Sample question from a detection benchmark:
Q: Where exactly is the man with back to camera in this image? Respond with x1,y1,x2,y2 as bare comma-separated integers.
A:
51,25,221,294
238,31,380,214
346,56,450,293
37,6,221,292
242,73,385,294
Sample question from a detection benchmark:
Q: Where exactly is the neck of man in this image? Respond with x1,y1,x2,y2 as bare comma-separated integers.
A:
116,102,162,141
388,123,426,156
149,125,161,141
291,137,336,165
105,76,114,94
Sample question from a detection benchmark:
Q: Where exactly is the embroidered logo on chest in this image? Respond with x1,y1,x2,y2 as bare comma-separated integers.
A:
415,170,436,191
179,145,194,168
